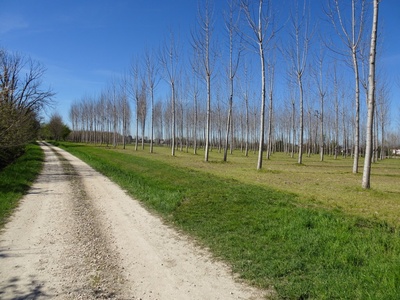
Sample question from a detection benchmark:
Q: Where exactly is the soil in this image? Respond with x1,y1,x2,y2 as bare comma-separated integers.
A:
0,142,269,299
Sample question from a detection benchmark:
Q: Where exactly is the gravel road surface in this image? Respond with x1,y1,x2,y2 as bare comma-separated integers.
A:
0,143,268,299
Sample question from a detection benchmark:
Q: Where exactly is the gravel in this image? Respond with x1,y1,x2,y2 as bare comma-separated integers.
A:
0,143,269,299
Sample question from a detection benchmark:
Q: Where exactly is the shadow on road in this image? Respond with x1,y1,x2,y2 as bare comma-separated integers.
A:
0,275,50,300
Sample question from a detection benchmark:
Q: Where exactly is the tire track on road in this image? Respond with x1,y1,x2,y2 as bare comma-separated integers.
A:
50,145,128,299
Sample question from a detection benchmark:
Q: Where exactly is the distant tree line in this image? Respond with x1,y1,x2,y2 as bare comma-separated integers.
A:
0,49,54,169
68,80,131,149
39,113,71,141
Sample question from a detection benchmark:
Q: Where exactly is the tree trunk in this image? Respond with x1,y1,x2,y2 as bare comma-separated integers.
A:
223,99,232,162
141,119,145,150
266,67,274,160
380,117,385,160
171,82,176,156
245,91,249,157
362,0,379,189
150,88,154,153
334,67,339,160
352,49,361,173
298,76,304,164
320,94,324,162
291,99,295,158
205,74,211,162
257,42,266,170
193,92,198,155
135,96,139,151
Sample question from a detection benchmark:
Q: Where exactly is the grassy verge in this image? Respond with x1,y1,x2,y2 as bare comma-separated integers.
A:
59,142,400,299
0,143,44,227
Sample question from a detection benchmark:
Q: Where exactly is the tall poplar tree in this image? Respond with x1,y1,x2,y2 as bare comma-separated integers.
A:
223,0,241,162
362,0,380,189
241,0,275,170
286,0,313,165
192,0,215,162
145,48,159,154
160,31,180,156
326,0,367,173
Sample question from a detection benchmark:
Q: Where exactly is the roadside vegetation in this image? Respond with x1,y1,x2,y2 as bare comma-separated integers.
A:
0,143,43,227
0,49,54,169
58,142,400,299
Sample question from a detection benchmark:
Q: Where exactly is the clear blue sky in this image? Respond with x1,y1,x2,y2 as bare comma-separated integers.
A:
1,0,399,128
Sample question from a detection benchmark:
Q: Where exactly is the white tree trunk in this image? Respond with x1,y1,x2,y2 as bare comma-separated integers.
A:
205,74,211,162
362,0,379,189
257,42,266,170
352,49,361,173
193,92,198,155
150,88,154,153
171,82,176,156
298,77,304,164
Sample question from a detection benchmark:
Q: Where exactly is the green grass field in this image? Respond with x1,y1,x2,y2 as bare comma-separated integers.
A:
0,143,44,227
57,142,400,299
113,145,400,226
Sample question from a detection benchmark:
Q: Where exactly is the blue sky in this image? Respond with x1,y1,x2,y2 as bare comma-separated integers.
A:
0,0,200,122
0,0,399,127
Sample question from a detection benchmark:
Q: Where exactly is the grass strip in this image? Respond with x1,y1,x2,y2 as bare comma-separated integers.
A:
0,143,44,227
59,142,400,299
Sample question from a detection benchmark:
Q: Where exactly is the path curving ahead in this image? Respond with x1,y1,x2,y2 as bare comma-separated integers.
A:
0,143,268,299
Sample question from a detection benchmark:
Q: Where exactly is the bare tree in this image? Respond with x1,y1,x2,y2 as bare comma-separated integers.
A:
139,81,148,150
341,86,350,158
160,31,181,156
223,0,241,162
0,50,54,117
154,99,164,143
69,102,79,141
0,49,54,166
332,61,340,159
286,79,296,158
240,60,251,157
285,0,313,164
326,0,367,173
130,58,141,151
192,0,216,162
312,46,327,161
175,81,185,152
376,80,390,160
241,0,275,169
108,81,120,148
266,48,276,159
189,47,200,155
144,48,160,153
120,75,131,149
180,78,191,153
362,0,380,189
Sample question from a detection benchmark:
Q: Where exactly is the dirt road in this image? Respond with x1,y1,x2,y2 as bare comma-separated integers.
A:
0,143,267,299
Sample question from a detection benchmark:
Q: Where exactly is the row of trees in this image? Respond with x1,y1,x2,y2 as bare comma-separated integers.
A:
68,76,389,156
0,49,54,169
69,0,388,189
69,80,131,148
